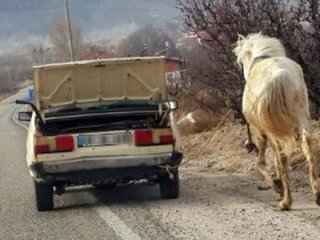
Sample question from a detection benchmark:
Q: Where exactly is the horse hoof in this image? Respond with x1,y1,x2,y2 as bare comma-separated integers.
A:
279,201,291,211
245,142,258,154
316,192,320,206
273,179,284,194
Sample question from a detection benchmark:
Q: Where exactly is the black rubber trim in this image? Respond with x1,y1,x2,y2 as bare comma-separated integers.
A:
30,151,183,185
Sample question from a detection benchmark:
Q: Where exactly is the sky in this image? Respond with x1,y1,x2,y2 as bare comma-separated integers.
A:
0,0,181,55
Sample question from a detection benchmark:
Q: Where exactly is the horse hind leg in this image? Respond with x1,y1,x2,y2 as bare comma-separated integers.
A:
301,128,320,206
261,141,285,199
256,135,285,199
275,143,292,210
273,155,284,200
256,134,274,188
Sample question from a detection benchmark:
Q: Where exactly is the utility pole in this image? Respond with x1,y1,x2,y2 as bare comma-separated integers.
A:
64,0,75,61
33,47,50,64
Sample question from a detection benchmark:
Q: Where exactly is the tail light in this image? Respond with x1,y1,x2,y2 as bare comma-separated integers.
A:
55,136,74,152
35,144,50,154
159,135,174,144
134,129,174,146
35,135,74,154
134,130,153,146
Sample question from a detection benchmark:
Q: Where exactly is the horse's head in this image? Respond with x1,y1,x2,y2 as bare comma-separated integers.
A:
233,33,286,79
233,33,254,67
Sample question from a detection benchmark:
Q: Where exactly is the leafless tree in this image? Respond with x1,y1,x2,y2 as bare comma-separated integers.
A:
0,53,32,93
117,25,178,57
177,0,320,117
49,17,83,62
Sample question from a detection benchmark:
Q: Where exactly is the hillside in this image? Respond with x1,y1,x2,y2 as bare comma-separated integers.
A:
0,0,181,54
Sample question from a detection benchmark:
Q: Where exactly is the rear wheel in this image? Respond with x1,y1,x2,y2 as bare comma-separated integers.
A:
34,181,54,211
159,168,179,199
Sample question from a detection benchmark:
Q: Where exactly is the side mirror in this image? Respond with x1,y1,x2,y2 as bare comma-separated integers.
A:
16,99,45,127
18,111,32,122
165,101,178,110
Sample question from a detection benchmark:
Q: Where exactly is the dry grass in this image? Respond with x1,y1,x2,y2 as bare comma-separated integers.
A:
180,120,320,189
174,92,228,136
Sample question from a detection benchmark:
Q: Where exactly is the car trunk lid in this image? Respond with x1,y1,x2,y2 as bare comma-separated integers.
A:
33,56,166,111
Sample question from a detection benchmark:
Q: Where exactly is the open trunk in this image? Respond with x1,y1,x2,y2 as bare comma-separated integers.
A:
33,57,167,111
32,57,169,134
41,100,163,135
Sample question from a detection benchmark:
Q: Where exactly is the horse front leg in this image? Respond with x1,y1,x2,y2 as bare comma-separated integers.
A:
245,123,258,153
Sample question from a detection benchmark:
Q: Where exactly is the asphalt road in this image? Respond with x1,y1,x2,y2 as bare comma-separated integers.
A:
1,90,320,240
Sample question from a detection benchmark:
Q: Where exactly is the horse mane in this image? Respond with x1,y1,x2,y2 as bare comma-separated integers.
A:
234,33,286,65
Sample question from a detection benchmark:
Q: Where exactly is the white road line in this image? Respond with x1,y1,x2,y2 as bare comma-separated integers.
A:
94,206,142,240
12,106,142,240
85,194,142,240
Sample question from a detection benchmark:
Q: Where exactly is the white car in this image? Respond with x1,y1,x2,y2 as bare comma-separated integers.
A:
17,57,183,211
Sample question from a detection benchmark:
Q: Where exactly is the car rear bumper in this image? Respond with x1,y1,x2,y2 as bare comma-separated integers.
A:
30,151,183,184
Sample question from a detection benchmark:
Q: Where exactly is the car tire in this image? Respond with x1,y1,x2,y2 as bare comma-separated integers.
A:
34,181,54,211
159,168,179,199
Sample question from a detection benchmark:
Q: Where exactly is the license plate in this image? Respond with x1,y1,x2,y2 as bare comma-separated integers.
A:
77,132,131,147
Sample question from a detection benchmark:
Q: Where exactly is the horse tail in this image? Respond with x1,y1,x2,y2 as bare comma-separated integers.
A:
257,70,302,154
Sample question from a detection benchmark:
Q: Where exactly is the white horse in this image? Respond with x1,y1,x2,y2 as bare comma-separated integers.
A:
233,33,320,210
